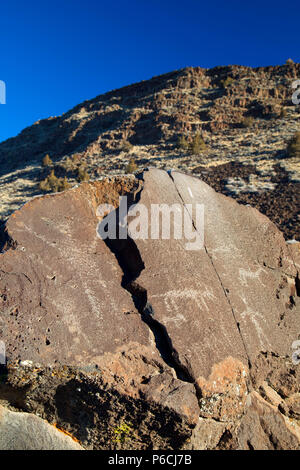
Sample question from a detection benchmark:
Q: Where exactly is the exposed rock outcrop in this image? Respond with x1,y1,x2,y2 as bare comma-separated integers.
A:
0,169,299,449
0,64,299,240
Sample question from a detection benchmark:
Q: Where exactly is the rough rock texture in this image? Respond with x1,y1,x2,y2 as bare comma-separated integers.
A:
0,169,299,450
0,405,83,450
0,64,299,240
235,392,300,450
1,64,299,164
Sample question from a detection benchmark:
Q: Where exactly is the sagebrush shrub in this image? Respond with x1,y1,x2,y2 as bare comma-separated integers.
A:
42,154,53,167
242,116,254,128
77,165,90,182
39,170,70,193
189,134,206,155
125,158,138,174
122,140,133,152
177,135,189,151
287,132,300,158
220,76,234,88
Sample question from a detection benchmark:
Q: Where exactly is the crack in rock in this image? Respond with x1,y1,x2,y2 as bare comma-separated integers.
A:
295,272,300,297
103,178,195,385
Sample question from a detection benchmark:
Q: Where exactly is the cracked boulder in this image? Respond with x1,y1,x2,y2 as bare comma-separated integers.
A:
0,170,299,450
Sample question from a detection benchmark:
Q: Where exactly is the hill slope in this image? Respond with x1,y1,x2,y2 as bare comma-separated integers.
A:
0,64,299,238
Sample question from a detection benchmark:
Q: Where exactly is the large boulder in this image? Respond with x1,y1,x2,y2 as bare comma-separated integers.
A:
0,169,299,450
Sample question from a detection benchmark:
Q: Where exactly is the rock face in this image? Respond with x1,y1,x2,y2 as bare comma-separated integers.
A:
0,169,299,450
0,405,83,450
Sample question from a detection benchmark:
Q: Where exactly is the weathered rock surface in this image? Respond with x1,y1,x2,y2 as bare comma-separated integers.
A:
235,392,300,450
0,405,83,450
0,169,299,449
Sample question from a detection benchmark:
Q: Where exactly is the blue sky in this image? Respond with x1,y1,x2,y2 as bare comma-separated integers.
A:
0,0,299,143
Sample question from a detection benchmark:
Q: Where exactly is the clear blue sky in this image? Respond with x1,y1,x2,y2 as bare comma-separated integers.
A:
0,0,299,143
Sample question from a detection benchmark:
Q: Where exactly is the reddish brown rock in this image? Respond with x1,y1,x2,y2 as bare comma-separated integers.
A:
132,169,248,383
0,180,148,367
170,169,299,361
0,176,200,449
0,169,299,449
235,392,300,450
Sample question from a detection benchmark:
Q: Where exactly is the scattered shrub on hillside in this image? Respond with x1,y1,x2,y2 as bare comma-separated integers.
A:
77,165,90,182
125,158,138,174
61,156,77,171
189,134,207,155
44,170,63,192
122,140,133,152
280,107,287,118
60,154,84,173
177,135,189,151
42,154,53,167
39,177,50,193
72,153,81,163
287,132,300,158
60,176,71,191
220,76,234,88
241,116,254,128
39,170,70,193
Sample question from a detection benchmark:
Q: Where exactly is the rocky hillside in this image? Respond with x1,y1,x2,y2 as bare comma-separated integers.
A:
0,63,299,239
0,169,299,450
